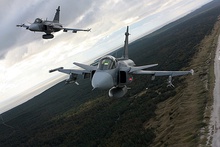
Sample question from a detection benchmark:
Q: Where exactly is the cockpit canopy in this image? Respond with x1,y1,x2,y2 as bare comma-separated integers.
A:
98,56,117,70
34,18,43,23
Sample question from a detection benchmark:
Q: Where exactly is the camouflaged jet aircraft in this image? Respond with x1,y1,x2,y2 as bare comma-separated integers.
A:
16,6,91,39
49,26,194,98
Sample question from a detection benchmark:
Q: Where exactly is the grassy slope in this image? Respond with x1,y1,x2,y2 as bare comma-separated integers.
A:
146,18,220,147
1,1,220,146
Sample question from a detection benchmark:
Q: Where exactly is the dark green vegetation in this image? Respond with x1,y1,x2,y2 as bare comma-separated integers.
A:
1,1,220,146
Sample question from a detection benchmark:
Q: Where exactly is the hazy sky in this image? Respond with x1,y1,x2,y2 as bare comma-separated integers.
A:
0,0,212,113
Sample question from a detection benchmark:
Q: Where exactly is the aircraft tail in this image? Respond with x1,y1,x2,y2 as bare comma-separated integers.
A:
53,6,60,23
122,26,130,59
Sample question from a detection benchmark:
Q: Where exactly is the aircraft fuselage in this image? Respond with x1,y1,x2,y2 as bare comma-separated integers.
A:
91,55,134,97
28,19,63,34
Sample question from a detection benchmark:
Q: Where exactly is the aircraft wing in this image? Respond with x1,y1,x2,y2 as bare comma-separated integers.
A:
63,28,91,33
49,67,90,75
16,24,30,29
133,69,193,87
132,69,194,77
49,67,93,85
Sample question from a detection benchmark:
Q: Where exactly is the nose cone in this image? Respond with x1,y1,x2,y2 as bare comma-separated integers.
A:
92,72,114,89
29,24,40,31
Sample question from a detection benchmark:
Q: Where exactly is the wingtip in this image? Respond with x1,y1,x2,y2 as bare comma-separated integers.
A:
190,69,194,75
49,67,63,73
16,24,23,27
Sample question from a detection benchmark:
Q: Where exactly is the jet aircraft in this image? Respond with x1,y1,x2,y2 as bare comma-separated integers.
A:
16,6,91,39
49,26,194,98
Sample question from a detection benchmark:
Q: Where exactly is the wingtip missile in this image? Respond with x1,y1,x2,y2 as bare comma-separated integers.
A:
87,28,91,32
16,24,29,29
49,67,63,73
190,69,194,75
16,24,24,27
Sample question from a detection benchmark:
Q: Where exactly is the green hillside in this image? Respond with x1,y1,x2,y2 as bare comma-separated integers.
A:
1,1,220,146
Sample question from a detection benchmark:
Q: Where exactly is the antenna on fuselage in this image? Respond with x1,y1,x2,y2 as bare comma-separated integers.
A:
122,26,130,59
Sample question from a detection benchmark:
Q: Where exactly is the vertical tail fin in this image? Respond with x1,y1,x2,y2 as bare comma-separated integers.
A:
123,26,130,59
53,6,60,23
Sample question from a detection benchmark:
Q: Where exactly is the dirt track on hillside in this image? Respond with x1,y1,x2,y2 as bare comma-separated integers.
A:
211,35,220,147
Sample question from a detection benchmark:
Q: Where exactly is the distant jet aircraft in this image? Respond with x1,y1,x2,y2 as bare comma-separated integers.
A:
49,26,194,98
16,6,91,39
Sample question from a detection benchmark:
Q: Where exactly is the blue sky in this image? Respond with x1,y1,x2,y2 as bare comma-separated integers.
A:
0,0,212,113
